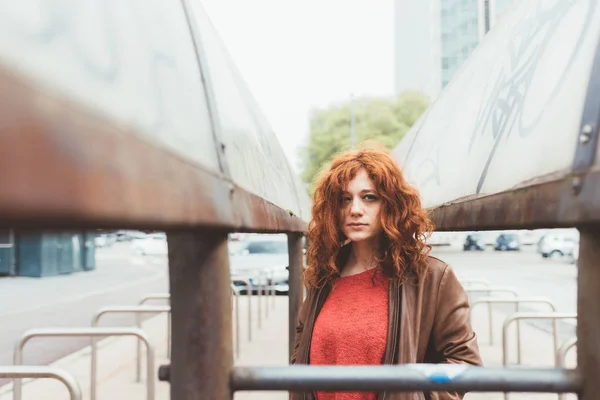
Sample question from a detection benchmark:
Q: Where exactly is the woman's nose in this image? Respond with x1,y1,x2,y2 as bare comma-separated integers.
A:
350,199,364,216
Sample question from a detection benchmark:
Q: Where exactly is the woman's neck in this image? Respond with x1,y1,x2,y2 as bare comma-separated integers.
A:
341,238,380,277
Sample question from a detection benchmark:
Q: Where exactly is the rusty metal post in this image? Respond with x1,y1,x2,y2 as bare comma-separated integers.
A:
288,233,304,361
577,227,600,400
167,231,233,400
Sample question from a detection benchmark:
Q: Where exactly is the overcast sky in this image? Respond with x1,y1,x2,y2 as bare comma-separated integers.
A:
199,0,396,172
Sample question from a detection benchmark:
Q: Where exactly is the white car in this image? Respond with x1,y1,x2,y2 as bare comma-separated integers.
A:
131,233,168,256
230,234,291,294
537,229,579,260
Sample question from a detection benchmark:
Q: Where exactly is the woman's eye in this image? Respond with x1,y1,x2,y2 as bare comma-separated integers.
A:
342,197,352,203
364,194,378,201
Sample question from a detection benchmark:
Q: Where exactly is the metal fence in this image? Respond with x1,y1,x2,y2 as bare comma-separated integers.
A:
13,327,155,400
0,366,82,400
91,305,170,386
471,296,557,350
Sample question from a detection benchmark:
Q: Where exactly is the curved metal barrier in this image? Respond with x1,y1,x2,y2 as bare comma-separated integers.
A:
466,286,519,298
0,366,82,400
502,312,577,367
557,337,578,400
137,293,171,381
502,313,578,400
471,296,557,351
13,327,155,400
459,278,490,288
91,305,169,391
234,278,253,341
231,283,240,359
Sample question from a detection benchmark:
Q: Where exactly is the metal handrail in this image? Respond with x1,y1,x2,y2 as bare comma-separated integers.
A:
231,283,240,359
137,294,171,382
466,286,518,297
91,306,168,399
557,337,577,367
502,313,578,400
235,278,253,342
13,327,155,400
0,366,82,400
265,267,276,310
257,269,272,319
471,296,556,353
459,278,490,287
230,364,579,393
260,269,269,319
557,337,577,400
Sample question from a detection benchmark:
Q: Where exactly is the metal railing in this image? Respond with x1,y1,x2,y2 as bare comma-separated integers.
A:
91,305,169,387
557,337,578,400
234,278,253,341
229,364,579,393
231,283,240,359
259,269,270,319
13,327,155,400
471,296,557,349
266,267,277,310
0,366,82,400
256,268,277,318
137,294,171,382
502,312,577,370
466,286,518,298
459,278,490,288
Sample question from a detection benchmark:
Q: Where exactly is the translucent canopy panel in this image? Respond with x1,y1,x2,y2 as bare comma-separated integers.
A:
393,0,600,214
0,0,310,230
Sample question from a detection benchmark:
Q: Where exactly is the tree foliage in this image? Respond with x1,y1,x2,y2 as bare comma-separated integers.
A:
298,90,429,192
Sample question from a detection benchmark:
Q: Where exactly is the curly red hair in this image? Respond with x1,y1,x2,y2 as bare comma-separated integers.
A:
304,148,434,289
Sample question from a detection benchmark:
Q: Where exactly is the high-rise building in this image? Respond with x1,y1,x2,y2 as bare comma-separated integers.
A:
394,0,442,101
394,0,516,100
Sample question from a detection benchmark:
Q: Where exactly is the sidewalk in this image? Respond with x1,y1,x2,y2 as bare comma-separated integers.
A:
0,292,578,400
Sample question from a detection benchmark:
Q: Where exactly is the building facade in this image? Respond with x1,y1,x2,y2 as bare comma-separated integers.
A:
394,0,516,100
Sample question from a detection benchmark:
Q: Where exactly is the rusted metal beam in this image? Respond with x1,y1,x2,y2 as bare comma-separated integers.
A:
577,227,600,400
287,233,304,361
167,231,233,400
426,169,600,231
0,67,306,233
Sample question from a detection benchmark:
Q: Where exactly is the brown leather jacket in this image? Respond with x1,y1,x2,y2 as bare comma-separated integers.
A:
291,256,482,400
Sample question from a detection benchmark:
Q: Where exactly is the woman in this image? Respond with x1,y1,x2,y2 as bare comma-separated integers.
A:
291,148,482,400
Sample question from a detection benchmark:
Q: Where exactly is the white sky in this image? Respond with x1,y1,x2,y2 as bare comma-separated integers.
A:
199,0,395,172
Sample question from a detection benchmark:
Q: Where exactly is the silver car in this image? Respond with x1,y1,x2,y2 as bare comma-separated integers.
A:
229,234,290,294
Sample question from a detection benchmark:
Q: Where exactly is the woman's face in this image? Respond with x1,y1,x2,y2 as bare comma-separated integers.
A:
339,169,383,243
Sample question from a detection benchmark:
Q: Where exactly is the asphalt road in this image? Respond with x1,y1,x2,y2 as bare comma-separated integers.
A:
0,242,168,388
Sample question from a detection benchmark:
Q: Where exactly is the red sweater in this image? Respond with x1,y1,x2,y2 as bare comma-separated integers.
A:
309,268,389,400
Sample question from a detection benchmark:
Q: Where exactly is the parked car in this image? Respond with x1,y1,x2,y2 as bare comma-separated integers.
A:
495,233,521,251
94,233,117,248
463,233,485,251
537,230,579,260
130,233,168,256
230,234,290,294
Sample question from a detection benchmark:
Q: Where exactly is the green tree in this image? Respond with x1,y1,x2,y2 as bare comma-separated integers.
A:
299,90,429,192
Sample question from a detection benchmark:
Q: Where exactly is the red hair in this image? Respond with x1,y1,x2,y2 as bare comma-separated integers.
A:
304,147,434,289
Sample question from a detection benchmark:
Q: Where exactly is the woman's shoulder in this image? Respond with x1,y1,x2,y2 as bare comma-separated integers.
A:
421,255,459,287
